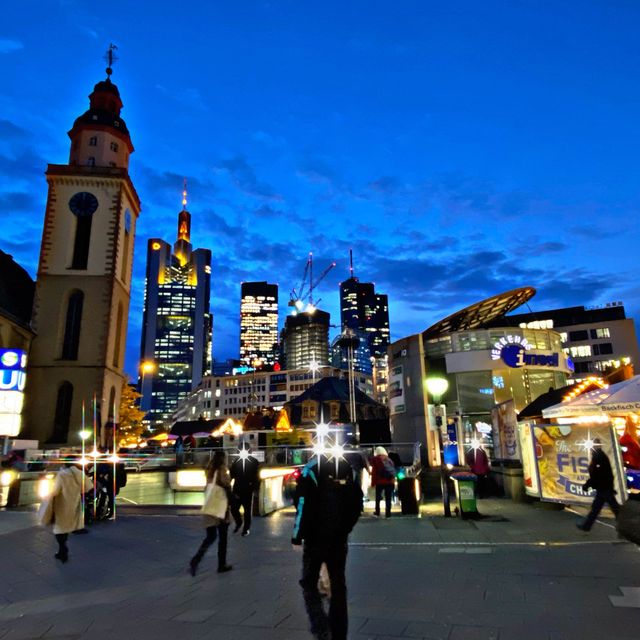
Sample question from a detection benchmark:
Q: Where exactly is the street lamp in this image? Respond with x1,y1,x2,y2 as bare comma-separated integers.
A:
425,376,451,516
140,360,156,414
141,361,156,375
425,377,449,403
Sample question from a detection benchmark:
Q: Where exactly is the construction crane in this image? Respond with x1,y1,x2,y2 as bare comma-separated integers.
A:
289,252,336,313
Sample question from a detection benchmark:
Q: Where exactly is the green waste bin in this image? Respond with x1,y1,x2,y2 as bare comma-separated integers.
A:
451,472,478,519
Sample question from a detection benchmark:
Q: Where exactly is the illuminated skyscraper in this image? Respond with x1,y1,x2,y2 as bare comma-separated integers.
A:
239,281,278,366
339,252,390,359
138,185,212,430
282,310,331,370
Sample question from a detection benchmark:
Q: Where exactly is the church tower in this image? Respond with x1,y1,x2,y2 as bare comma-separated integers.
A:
24,47,141,445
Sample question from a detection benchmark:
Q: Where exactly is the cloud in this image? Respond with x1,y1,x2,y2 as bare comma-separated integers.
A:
78,26,99,39
154,84,209,111
368,176,401,194
0,119,29,141
0,38,23,54
215,156,282,201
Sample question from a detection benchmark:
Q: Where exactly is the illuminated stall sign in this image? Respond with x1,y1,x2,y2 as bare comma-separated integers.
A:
520,422,626,505
0,349,27,437
491,335,560,369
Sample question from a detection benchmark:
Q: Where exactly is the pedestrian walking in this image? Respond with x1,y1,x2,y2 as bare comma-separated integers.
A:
174,435,184,467
39,463,86,563
577,439,621,531
184,434,196,465
292,453,363,640
189,451,233,575
230,447,260,536
370,446,396,517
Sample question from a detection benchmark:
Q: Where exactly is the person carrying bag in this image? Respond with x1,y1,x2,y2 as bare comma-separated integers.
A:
189,451,233,575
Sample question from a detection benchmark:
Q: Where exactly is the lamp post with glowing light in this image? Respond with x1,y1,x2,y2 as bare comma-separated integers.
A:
79,420,91,522
425,376,451,517
140,360,156,414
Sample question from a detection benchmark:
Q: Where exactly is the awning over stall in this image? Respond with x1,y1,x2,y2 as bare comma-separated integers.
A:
543,375,640,419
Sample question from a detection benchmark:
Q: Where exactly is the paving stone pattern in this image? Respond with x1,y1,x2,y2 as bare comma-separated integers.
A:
0,499,638,639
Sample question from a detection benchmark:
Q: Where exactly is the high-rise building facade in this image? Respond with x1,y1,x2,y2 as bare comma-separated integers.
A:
282,309,330,370
239,281,278,366
339,263,390,359
330,329,373,375
139,189,212,430
23,60,141,445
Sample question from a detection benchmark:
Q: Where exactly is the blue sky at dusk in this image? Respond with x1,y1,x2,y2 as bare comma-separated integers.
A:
1,1,640,377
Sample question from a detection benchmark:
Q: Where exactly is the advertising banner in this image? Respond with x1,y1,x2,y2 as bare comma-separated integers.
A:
389,365,405,415
491,399,519,460
523,423,626,505
518,422,539,496
0,349,27,437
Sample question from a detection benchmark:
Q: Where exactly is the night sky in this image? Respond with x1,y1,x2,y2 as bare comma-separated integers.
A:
1,1,639,378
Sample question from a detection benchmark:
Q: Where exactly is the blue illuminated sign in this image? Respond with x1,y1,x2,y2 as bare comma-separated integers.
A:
0,349,27,392
491,336,563,369
500,344,559,369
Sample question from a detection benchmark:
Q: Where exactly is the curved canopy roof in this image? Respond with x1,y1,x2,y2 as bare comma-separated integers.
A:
423,286,536,339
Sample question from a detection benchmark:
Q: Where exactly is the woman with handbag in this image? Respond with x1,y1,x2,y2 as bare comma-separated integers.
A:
40,462,86,563
190,451,233,576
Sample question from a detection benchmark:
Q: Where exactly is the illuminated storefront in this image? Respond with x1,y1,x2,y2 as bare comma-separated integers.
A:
389,287,573,466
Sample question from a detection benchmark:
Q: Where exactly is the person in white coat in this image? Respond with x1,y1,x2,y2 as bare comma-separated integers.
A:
51,463,86,563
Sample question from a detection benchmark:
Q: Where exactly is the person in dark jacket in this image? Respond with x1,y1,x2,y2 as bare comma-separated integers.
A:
577,439,621,531
292,453,363,640
343,439,370,493
230,448,260,536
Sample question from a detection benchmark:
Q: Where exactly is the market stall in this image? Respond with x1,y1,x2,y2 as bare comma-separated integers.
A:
518,376,640,503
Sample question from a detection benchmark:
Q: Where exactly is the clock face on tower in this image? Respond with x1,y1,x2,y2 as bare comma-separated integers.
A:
69,192,99,217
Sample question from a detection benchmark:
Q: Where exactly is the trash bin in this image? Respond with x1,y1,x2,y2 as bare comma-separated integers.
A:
397,471,420,515
450,472,478,519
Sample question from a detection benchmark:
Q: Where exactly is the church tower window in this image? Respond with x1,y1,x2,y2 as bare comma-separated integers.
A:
61,290,84,360
89,136,97,146
52,382,73,442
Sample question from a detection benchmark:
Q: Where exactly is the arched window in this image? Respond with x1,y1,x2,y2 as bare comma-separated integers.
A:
121,210,131,281
113,302,124,367
71,215,93,270
52,381,73,443
61,290,84,360
89,136,97,147
87,157,95,166
108,386,117,420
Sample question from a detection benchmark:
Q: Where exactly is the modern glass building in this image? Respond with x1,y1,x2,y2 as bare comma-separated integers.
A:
138,194,212,430
388,288,573,466
339,276,390,358
239,281,278,366
330,328,373,375
487,303,640,381
282,309,330,370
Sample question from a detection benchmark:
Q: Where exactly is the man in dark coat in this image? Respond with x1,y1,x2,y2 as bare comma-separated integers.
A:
230,449,260,536
578,439,621,531
292,453,363,640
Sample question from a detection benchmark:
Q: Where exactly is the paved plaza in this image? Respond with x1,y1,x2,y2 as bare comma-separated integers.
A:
0,499,639,640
